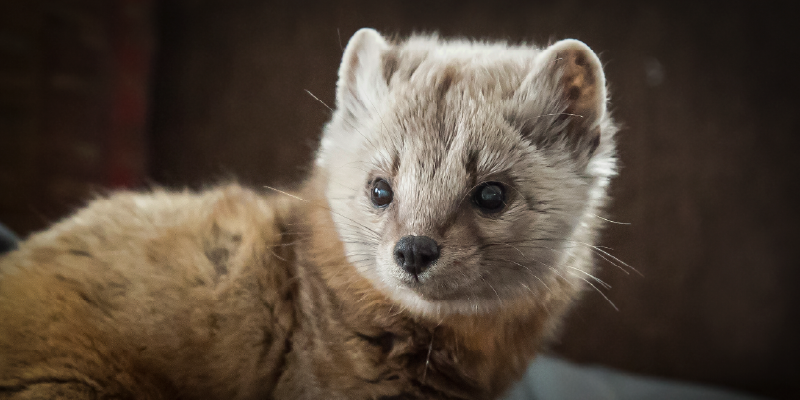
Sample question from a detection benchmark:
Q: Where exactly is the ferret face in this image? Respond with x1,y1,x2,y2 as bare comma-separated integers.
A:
316,30,616,316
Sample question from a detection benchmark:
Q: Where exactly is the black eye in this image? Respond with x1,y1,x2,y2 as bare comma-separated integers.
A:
371,179,394,208
473,182,506,213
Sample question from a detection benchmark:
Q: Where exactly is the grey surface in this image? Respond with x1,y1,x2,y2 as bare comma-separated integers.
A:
0,223,17,255
505,356,767,400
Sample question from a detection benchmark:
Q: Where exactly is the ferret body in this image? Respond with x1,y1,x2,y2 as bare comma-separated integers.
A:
0,29,617,399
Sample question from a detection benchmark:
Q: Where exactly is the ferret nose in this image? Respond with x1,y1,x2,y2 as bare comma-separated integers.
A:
393,235,440,278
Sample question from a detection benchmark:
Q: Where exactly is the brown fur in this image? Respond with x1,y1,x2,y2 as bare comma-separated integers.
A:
0,186,295,399
0,30,617,399
0,177,560,399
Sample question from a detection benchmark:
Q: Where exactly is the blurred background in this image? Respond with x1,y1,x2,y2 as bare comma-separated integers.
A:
0,0,797,398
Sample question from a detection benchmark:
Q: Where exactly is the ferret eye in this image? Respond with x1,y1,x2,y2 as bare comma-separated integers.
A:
473,182,506,213
371,179,393,208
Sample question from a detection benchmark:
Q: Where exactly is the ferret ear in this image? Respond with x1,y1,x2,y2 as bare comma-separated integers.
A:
514,39,607,156
336,28,390,116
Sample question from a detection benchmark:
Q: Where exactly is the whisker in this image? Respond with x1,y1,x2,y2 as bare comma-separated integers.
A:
480,276,502,304
304,89,333,112
492,237,641,277
565,266,611,289
530,112,585,120
264,185,383,240
590,213,631,225
303,88,377,155
568,271,618,311
549,266,579,290
422,329,435,384
484,257,554,296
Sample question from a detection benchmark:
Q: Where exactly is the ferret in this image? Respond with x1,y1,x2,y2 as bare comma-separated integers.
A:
0,28,617,399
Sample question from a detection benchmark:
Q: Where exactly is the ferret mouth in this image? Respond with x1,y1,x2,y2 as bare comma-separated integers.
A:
398,279,488,302
399,280,458,301
396,270,430,286
375,246,503,303
393,264,486,301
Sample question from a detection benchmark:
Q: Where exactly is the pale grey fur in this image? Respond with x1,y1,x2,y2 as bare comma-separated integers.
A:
316,29,617,318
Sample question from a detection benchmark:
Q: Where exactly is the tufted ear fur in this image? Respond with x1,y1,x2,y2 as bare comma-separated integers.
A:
336,28,391,118
513,39,608,158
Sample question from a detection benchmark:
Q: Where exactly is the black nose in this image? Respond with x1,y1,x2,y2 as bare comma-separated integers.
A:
393,235,440,278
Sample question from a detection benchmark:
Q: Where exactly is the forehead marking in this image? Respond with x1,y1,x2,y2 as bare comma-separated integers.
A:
436,66,457,102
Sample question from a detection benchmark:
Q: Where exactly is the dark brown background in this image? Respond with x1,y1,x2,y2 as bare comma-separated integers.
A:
1,1,798,399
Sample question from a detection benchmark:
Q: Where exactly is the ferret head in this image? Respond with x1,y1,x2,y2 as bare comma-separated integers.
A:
316,29,617,317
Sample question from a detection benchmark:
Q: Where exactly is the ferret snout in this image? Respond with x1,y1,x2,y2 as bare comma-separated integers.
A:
393,235,440,279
